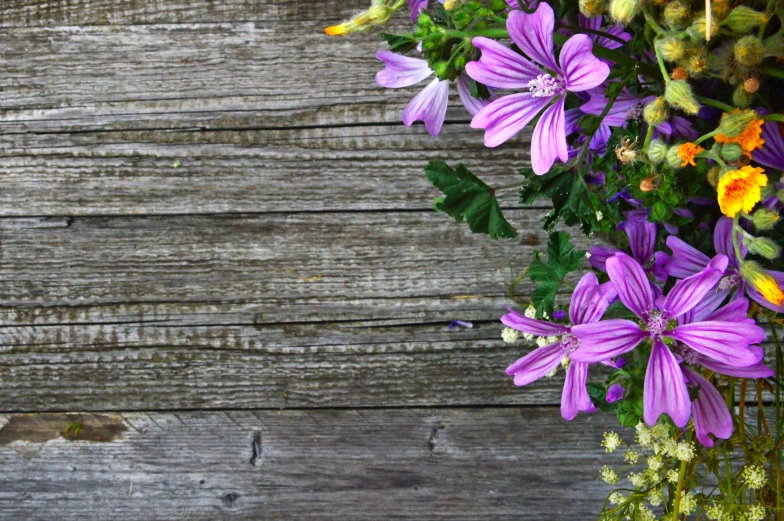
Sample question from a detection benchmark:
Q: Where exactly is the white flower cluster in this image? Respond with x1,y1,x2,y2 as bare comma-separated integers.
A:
602,432,623,453
741,465,767,490
501,327,520,344
601,465,619,485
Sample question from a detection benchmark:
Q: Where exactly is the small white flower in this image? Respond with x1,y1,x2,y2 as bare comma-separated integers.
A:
746,504,767,521
501,327,520,344
647,487,665,507
647,455,662,471
635,423,654,448
546,368,558,378
585,251,592,259
675,441,695,461
705,501,725,521
602,432,622,453
522,332,535,341
628,472,647,488
666,470,679,484
624,449,639,464
596,211,604,221
742,465,767,490
524,305,537,319
560,355,571,370
608,492,626,505
536,336,550,347
600,465,619,484
546,335,559,344
679,491,697,516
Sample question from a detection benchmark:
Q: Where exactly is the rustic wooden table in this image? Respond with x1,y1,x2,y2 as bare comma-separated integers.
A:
0,1,620,519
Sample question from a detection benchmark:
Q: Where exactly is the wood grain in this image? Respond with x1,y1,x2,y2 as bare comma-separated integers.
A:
0,407,621,520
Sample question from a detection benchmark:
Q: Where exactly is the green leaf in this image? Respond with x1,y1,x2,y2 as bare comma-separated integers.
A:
469,79,492,100
425,161,518,240
531,281,559,317
519,167,597,234
379,32,418,54
527,232,585,317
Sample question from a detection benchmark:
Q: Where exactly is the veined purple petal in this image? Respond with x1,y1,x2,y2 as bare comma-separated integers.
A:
704,297,749,322
588,124,611,154
753,117,784,171
507,5,559,72
651,252,670,282
501,308,569,336
569,273,617,325
455,73,495,117
667,321,765,366
506,342,564,386
375,51,433,88
531,97,568,175
466,37,540,89
663,255,728,319
626,217,656,266
588,245,621,272
471,92,551,148
670,116,698,141
665,236,710,279
402,78,450,136
682,367,732,447
606,253,654,319
644,339,691,427
561,362,597,420
700,351,774,379
564,108,583,134
714,216,746,268
570,320,648,363
678,287,731,324
580,87,640,127
596,23,631,50
559,34,610,92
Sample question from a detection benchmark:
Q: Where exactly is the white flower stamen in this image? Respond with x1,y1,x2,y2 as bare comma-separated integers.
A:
527,74,564,97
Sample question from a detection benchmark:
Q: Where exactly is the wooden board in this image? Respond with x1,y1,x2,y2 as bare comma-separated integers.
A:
0,407,620,520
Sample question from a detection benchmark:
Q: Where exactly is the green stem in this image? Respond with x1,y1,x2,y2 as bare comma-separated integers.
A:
643,124,654,151
655,48,670,84
642,3,666,36
772,321,783,520
763,113,784,123
694,128,721,146
732,215,745,266
696,96,734,113
760,66,784,81
671,453,689,520
759,0,777,39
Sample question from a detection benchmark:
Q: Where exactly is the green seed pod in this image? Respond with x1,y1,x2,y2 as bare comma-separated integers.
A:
720,143,744,161
733,84,755,108
666,145,683,169
748,237,782,260
724,6,769,34
579,0,607,18
664,0,692,30
664,80,700,115
643,97,668,126
752,208,780,231
734,36,765,67
609,0,642,24
648,140,668,164
656,37,686,62
717,110,757,138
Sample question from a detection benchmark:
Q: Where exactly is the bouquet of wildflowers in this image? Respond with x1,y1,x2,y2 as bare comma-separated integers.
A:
325,0,784,518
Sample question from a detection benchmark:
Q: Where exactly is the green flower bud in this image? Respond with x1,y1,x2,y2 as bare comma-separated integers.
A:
664,80,701,115
724,6,769,34
643,97,668,126
664,0,692,30
734,36,765,67
609,0,642,24
716,109,757,138
453,54,467,71
655,37,686,62
748,237,782,260
733,84,755,108
579,0,607,18
666,145,683,169
648,140,668,164
707,166,721,187
752,208,780,230
776,188,784,203
720,143,744,161
688,14,719,41
682,49,709,77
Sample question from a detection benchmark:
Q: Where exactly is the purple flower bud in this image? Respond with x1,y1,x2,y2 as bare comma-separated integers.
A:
615,357,627,368
606,383,626,403
552,310,567,321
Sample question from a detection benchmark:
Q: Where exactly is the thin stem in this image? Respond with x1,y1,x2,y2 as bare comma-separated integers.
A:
656,48,670,84
671,453,689,520
694,128,721,146
759,0,777,39
643,124,654,151
642,3,667,36
760,66,784,81
696,96,734,113
763,113,784,123
555,23,630,46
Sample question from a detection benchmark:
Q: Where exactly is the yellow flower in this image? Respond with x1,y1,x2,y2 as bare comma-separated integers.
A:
324,24,348,36
740,261,784,307
677,142,704,166
717,165,767,217
714,109,765,157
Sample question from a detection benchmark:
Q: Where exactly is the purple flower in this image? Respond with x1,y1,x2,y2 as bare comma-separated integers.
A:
571,253,765,427
589,211,669,281
501,272,617,420
606,383,625,403
682,367,732,447
578,87,641,153
376,52,493,136
753,109,784,171
465,3,609,174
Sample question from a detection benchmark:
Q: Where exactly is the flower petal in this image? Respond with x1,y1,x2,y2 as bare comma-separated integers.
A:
663,255,728,319
588,245,621,272
571,278,617,326
713,216,745,267
466,37,540,89
678,287,731,325
570,320,647,363
664,236,711,279
507,5,559,72
682,367,732,447
506,342,564,386
375,51,433,88
501,308,569,336
561,362,597,420
626,217,656,266
704,297,749,322
402,78,450,136
753,117,784,171
644,339,691,427
531,97,567,175
699,352,774,379
668,320,765,366
456,73,495,117
559,34,610,92
606,253,654,319
471,92,551,147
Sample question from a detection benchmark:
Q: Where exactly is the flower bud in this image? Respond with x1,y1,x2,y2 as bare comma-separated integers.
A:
711,0,732,20
643,97,668,126
666,145,683,169
744,77,760,93
776,188,784,203
724,6,769,34
734,36,765,67
443,0,466,9
733,85,755,108
752,208,780,230
609,0,642,24
716,109,757,138
670,67,689,81
655,37,686,62
665,80,700,115
688,14,719,41
748,237,782,259
324,3,392,35
664,0,692,30
683,50,709,77
580,0,607,18
740,261,784,306
707,166,721,186
648,140,668,164
721,142,744,161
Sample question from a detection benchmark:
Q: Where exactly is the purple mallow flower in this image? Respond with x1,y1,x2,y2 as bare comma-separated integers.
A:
571,253,765,428
753,108,784,171
606,383,625,403
589,211,669,281
376,52,493,136
465,3,609,174
502,272,617,420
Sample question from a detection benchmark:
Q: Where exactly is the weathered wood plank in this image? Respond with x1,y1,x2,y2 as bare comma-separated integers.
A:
0,407,620,520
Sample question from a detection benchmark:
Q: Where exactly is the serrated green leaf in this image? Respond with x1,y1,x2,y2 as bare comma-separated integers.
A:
531,280,559,316
527,252,557,282
379,32,418,54
426,161,518,240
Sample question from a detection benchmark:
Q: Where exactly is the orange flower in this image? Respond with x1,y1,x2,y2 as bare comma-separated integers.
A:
714,109,765,157
677,142,704,166
324,24,348,36
717,165,768,217
740,261,784,307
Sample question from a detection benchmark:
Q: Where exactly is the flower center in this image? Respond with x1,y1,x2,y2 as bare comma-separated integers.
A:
675,345,701,365
626,103,643,120
718,274,739,291
527,74,563,98
561,332,580,353
645,310,668,336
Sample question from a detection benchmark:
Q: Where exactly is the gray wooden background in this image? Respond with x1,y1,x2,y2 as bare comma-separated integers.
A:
0,1,621,518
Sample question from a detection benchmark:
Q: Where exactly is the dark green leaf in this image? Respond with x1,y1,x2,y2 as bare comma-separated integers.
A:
379,32,418,54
